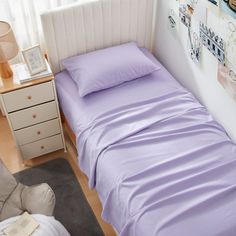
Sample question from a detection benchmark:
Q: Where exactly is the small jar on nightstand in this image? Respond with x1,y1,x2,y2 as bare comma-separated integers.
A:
0,64,66,161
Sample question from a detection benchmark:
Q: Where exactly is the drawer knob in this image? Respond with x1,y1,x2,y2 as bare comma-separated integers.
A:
27,95,32,100
37,131,41,135
32,114,37,119
41,146,45,150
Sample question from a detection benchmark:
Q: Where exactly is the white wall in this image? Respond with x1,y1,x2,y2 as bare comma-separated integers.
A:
153,0,236,142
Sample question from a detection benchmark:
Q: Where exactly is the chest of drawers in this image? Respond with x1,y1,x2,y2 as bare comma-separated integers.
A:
0,76,66,161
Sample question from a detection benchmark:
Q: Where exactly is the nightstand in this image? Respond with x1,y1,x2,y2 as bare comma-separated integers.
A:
0,68,66,161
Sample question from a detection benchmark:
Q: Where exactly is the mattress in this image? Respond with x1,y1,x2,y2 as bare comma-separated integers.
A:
55,49,236,236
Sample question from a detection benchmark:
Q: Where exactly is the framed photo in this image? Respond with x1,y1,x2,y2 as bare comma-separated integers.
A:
22,45,47,75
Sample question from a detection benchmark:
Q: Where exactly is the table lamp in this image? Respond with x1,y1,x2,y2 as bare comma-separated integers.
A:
0,21,19,79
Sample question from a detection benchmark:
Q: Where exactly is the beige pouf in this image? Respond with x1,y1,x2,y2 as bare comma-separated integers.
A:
0,159,56,221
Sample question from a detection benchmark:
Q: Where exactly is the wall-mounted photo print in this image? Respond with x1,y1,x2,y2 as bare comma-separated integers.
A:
179,4,192,27
219,17,236,67
220,0,236,19
168,0,180,35
179,0,199,15
200,22,225,63
187,29,202,63
179,0,199,27
217,63,236,101
168,9,179,34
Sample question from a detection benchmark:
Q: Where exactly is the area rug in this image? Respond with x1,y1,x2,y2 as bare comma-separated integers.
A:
14,158,104,236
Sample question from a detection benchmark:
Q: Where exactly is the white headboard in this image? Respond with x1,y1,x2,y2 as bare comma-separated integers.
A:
41,0,157,73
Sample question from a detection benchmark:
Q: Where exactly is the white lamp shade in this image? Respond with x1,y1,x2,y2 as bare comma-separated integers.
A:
0,21,19,63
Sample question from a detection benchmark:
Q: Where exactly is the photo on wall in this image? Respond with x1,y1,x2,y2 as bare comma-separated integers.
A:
179,0,199,27
219,17,236,67
220,0,236,19
179,0,199,15
217,63,236,101
168,0,180,35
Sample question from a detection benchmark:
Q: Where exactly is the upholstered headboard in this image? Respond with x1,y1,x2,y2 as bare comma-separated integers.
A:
41,0,157,73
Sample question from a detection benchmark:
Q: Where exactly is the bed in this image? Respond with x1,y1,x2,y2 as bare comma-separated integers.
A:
55,48,236,235
41,1,236,235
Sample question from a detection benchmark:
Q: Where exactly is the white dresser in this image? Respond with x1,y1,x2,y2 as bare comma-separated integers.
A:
0,75,66,161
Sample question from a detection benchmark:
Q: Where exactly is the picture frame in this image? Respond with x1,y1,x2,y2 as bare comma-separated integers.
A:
22,45,47,75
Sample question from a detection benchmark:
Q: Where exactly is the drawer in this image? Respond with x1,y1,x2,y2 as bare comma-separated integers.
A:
15,119,61,145
3,81,54,112
9,101,58,130
20,134,63,160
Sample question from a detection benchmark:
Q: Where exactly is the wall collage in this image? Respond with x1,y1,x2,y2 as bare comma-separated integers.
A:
168,0,236,101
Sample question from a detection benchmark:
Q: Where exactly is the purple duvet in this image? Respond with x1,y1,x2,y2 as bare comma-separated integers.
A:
56,49,236,236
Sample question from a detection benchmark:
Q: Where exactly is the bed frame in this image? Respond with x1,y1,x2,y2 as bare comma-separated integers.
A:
60,111,76,146
41,0,157,74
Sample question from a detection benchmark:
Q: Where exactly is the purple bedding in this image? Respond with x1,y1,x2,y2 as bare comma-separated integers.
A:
56,49,236,236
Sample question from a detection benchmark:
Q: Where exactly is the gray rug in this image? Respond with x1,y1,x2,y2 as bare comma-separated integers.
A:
14,158,104,236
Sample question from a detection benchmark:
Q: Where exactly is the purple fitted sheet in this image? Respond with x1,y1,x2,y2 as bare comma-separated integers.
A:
56,49,236,236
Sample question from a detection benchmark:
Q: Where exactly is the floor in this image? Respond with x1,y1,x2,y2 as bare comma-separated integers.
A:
0,113,116,236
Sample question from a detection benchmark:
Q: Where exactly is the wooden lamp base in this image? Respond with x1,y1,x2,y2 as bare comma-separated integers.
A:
0,62,13,79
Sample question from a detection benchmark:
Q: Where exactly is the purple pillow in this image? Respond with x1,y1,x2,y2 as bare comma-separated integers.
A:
62,42,160,97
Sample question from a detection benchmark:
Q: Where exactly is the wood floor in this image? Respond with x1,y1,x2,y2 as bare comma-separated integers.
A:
0,113,116,236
